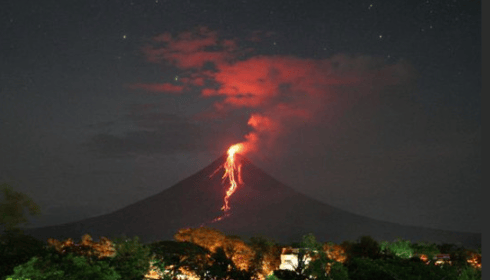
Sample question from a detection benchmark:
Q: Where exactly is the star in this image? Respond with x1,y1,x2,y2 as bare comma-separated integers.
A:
122,34,127,39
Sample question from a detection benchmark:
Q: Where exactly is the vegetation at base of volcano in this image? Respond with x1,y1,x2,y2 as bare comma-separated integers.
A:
0,185,482,279
0,197,483,280
0,229,481,280
2,234,151,280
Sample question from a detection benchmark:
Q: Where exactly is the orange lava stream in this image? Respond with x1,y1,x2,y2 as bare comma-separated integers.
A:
221,143,243,212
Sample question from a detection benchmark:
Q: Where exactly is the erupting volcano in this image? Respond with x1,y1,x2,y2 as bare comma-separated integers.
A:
25,152,481,248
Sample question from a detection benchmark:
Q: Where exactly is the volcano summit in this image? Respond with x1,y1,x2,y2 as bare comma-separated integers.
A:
26,154,480,248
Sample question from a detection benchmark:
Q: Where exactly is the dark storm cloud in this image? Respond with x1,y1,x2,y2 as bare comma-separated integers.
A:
85,111,205,157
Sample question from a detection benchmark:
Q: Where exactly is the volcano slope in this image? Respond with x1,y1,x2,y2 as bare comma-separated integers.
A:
26,154,480,248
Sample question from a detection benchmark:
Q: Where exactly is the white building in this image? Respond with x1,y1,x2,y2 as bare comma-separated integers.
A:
279,248,312,271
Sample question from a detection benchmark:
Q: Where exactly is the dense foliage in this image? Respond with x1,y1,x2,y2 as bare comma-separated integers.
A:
172,227,282,279
0,229,46,278
109,236,152,280
0,228,481,280
7,253,121,280
2,234,151,280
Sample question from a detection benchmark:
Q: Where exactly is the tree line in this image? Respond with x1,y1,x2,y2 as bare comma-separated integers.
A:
0,227,481,280
0,183,482,280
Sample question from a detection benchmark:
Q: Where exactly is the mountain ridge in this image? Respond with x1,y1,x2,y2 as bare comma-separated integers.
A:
25,154,481,248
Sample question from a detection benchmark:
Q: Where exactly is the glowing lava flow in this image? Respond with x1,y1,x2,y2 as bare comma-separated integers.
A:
221,143,244,212
208,143,244,223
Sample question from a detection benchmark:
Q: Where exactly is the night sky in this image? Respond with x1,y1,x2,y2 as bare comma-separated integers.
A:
1,0,480,234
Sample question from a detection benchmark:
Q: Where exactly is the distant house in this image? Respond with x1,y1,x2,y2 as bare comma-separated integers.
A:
416,253,452,265
433,254,451,265
279,248,312,271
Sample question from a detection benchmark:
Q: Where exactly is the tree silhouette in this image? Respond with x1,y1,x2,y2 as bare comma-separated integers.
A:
205,247,252,280
174,227,255,271
347,235,381,260
149,240,211,279
0,229,46,278
0,183,40,230
248,235,281,277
